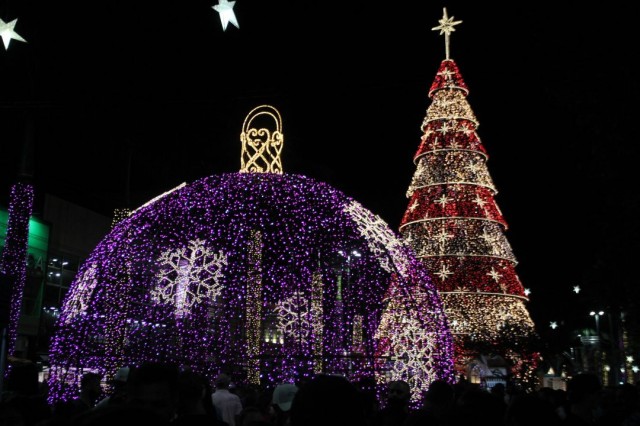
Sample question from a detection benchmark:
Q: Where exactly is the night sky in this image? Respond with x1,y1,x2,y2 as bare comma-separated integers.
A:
1,1,638,339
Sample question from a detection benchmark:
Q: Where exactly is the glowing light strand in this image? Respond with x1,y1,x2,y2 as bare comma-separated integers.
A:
1,182,34,357
246,230,263,384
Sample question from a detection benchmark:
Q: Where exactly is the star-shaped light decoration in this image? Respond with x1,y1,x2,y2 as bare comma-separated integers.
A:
212,0,239,31
431,7,462,60
435,264,454,281
550,321,558,330
486,267,502,282
473,195,488,208
524,288,531,296
0,18,27,49
435,194,452,208
573,285,581,294
437,68,455,79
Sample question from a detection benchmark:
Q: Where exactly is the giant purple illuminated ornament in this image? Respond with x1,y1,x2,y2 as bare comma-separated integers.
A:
48,105,454,404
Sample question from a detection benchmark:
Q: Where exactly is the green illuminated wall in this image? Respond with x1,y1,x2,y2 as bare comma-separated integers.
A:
0,208,50,327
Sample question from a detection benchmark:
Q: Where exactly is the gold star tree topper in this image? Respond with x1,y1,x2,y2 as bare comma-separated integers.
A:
0,18,27,49
431,7,462,60
213,0,240,31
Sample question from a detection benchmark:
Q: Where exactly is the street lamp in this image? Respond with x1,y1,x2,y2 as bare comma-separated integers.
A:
590,310,604,339
590,310,605,383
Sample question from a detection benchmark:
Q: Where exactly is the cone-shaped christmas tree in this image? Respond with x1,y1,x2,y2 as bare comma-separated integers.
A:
399,8,539,388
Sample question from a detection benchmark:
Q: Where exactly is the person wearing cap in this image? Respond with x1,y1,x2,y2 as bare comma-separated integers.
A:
211,373,242,426
271,383,298,426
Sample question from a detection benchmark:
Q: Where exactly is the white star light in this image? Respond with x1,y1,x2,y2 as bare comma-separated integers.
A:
432,8,462,37
550,321,558,329
486,267,502,282
437,68,455,79
435,264,454,281
431,8,462,59
0,18,26,49
524,288,531,296
473,195,488,208
573,285,581,294
212,0,239,31
435,194,452,208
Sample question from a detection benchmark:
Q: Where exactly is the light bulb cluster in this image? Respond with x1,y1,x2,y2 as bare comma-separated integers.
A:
48,172,454,403
401,59,539,388
402,185,505,227
111,208,131,228
246,230,262,384
1,182,34,357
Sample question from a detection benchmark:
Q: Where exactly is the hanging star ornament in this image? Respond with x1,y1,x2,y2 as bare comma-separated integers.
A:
212,0,239,31
0,18,27,49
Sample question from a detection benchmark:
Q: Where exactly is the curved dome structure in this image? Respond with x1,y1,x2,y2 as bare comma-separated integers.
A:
48,172,454,403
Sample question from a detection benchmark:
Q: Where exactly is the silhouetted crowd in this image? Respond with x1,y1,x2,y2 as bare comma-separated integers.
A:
1,360,640,426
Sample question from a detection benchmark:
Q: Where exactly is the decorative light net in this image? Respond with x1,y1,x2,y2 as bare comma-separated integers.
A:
48,172,454,404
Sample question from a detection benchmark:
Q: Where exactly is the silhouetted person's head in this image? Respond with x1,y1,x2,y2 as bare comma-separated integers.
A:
126,362,179,422
289,374,367,426
424,379,455,410
566,373,601,406
80,372,103,405
505,394,561,426
386,380,411,408
215,373,232,390
176,370,208,415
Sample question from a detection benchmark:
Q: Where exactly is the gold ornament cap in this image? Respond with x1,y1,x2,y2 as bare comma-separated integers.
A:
240,105,284,174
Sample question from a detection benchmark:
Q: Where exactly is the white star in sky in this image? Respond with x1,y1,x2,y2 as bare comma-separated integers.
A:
524,288,531,296
550,321,558,330
212,0,239,31
573,285,581,294
0,18,26,49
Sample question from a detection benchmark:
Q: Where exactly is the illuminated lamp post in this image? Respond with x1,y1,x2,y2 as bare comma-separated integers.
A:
590,311,603,341
590,310,604,383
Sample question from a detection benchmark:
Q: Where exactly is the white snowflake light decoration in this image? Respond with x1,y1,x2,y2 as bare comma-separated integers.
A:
62,264,99,324
274,290,312,342
343,200,410,277
151,239,227,317
388,317,438,403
